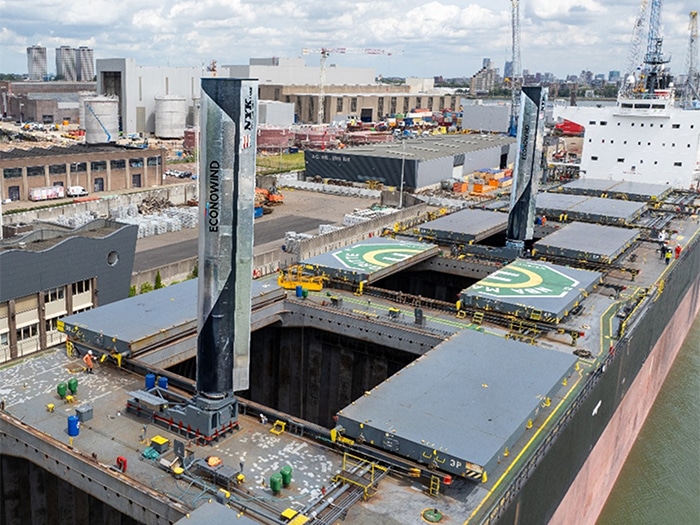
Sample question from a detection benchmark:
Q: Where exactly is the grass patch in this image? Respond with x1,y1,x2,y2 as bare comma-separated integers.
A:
256,152,305,175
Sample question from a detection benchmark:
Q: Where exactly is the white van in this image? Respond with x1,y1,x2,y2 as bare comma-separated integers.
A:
67,186,88,197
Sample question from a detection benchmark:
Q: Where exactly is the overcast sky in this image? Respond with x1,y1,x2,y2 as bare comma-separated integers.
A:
1,0,697,80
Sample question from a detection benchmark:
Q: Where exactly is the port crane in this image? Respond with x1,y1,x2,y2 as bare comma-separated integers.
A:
619,0,670,99
619,0,650,99
681,11,699,108
507,0,522,136
301,47,390,124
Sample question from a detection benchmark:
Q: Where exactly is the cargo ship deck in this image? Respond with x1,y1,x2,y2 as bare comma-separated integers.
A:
1,183,699,525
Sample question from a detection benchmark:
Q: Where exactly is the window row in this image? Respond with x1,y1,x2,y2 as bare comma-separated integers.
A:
4,158,161,178
17,323,38,341
72,279,91,295
590,156,682,167
589,138,692,148
588,120,693,130
44,286,65,303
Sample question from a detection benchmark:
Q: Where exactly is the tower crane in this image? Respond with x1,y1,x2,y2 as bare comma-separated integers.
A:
682,11,699,108
301,47,390,124
508,0,522,136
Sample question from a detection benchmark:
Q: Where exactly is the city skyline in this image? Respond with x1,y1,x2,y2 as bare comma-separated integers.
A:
1,1,697,80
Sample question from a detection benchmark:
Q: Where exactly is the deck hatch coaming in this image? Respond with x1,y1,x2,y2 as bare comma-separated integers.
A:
418,209,508,244
336,328,578,476
536,193,646,224
556,178,672,202
301,237,439,284
459,259,603,323
533,222,640,262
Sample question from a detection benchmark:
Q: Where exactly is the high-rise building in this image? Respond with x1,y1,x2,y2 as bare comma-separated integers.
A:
470,63,499,95
27,45,47,81
77,46,95,81
56,46,77,81
504,61,513,80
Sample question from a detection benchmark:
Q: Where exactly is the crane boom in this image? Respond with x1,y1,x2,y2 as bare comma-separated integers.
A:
302,47,391,124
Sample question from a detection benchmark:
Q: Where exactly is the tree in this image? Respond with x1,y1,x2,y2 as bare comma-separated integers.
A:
155,271,164,289
140,282,153,294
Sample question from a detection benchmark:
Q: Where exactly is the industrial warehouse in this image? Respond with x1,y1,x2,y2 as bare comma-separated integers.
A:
0,143,165,201
304,134,515,189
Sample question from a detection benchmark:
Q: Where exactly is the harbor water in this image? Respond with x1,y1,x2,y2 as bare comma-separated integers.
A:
598,315,700,524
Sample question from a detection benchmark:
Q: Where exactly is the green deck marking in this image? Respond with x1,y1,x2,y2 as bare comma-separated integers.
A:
469,260,580,299
331,242,429,272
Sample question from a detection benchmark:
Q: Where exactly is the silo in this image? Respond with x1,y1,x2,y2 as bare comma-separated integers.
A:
155,95,187,138
84,96,119,144
78,91,96,129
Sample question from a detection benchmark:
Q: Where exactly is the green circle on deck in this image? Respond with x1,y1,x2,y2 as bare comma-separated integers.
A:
470,260,581,299
331,242,427,273
422,508,444,522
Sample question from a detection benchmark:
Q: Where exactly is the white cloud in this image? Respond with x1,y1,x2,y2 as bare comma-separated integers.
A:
0,0,696,79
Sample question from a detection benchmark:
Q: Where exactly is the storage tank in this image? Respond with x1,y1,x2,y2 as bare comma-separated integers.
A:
84,96,119,144
155,95,187,139
78,91,96,129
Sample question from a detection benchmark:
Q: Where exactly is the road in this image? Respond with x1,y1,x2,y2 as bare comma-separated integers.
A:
133,214,327,271
132,189,378,271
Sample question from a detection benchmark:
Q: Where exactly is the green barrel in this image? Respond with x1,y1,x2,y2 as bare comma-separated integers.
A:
280,465,293,487
67,377,78,395
269,473,283,494
57,382,67,399
302,288,309,298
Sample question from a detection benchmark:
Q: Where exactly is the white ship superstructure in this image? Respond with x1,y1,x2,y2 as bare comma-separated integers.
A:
554,93,700,189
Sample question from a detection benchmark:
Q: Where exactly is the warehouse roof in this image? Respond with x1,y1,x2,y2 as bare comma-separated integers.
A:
308,134,515,162
0,143,161,160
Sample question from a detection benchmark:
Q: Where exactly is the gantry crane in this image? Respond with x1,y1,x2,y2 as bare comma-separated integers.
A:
508,0,522,137
301,47,390,124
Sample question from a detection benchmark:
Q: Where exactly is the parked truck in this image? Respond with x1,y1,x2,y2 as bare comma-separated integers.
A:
29,186,65,201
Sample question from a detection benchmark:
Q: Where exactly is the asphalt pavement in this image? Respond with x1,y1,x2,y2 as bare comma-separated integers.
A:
132,214,327,271
132,188,378,271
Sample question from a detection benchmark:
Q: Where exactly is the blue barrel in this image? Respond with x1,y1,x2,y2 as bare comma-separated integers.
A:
145,373,156,390
67,415,80,437
295,285,303,298
157,376,169,390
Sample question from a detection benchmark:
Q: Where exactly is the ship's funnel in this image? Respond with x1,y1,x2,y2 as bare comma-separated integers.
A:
197,79,257,398
506,86,547,250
